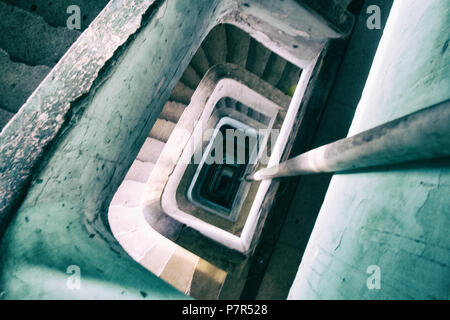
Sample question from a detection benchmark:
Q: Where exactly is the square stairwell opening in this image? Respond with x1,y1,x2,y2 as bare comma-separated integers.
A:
107,12,323,297
187,115,261,222
111,22,303,264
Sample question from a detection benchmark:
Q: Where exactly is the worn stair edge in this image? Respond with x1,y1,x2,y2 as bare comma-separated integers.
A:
159,101,186,123
124,159,155,183
114,224,161,262
136,137,166,163
169,82,194,105
149,118,177,143
262,53,288,87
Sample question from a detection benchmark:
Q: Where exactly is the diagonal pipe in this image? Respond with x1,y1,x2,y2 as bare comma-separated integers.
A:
247,99,450,181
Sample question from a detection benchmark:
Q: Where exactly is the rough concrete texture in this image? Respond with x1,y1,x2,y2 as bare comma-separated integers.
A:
0,0,207,299
289,0,450,299
0,49,50,114
3,0,110,30
159,101,186,122
0,0,163,231
0,1,80,66
0,0,355,299
252,0,393,299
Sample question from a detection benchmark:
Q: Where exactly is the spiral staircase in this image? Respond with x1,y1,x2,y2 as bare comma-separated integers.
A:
109,23,301,298
0,1,301,299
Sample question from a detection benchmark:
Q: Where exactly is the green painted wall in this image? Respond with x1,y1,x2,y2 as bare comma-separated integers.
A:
289,0,450,299
0,0,220,299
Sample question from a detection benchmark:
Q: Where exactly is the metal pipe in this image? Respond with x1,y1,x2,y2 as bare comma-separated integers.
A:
246,99,450,181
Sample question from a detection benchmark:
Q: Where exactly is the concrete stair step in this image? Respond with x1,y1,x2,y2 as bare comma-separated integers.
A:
159,246,199,295
225,24,250,68
180,65,202,90
140,237,178,277
0,49,51,114
113,221,162,262
136,137,166,163
109,207,228,299
0,1,80,67
262,53,287,87
124,160,155,183
149,118,177,143
3,0,109,31
276,62,302,94
170,81,194,105
190,259,227,300
202,24,227,67
159,101,187,123
0,107,14,131
246,39,272,78
108,206,146,236
190,46,210,78
110,180,147,208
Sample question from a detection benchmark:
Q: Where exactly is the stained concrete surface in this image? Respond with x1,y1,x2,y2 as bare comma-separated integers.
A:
0,0,212,299
250,0,394,299
289,0,450,299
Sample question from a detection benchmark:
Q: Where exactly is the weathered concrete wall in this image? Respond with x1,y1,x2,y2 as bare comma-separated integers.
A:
289,0,450,299
254,0,392,299
0,0,222,299
0,0,363,299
